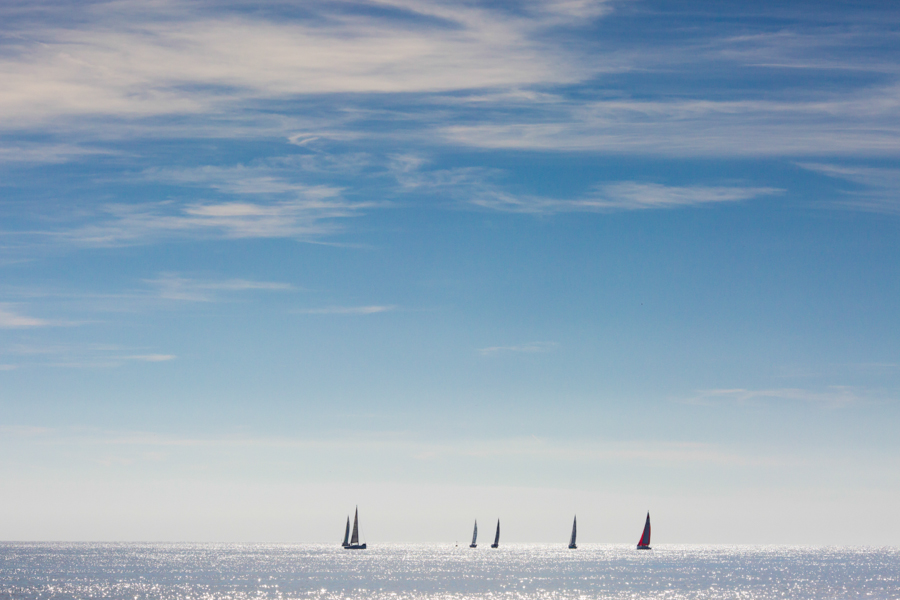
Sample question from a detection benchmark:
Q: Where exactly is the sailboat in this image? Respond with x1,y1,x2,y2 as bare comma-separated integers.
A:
568,516,577,549
341,516,350,548
490,520,500,548
636,512,651,550
470,520,478,548
343,507,367,550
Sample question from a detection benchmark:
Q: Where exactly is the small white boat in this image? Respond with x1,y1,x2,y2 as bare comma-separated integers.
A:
490,520,499,548
568,516,577,549
470,520,478,548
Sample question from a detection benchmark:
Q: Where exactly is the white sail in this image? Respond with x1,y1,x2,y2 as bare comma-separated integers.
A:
342,516,350,547
569,516,577,549
471,521,478,546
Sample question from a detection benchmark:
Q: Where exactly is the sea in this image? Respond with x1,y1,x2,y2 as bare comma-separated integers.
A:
1,543,898,599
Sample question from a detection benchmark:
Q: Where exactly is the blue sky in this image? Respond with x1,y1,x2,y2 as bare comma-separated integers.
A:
1,0,899,544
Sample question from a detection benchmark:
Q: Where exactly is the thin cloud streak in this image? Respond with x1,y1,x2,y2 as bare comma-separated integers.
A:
295,305,396,315
1,342,176,369
798,162,900,214
688,386,867,408
470,183,781,213
2,426,792,468
0,304,50,328
478,342,557,355
147,275,293,302
396,162,780,213
441,89,900,156
44,197,375,246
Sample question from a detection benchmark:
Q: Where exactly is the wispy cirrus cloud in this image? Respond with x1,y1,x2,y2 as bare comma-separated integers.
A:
45,195,374,247
0,425,789,468
295,305,396,315
394,160,780,213
798,162,900,214
440,88,900,156
0,304,50,328
478,342,557,356
122,354,176,362
0,0,613,128
471,182,781,213
147,274,293,302
1,342,176,369
688,386,866,408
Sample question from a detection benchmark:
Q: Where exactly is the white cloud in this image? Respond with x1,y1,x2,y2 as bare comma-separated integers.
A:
688,387,866,409
394,162,780,213
478,342,557,355
0,305,50,328
0,0,612,127
123,354,176,362
470,182,780,213
798,162,900,214
440,89,900,156
147,274,293,302
2,342,176,369
54,196,373,246
295,305,396,315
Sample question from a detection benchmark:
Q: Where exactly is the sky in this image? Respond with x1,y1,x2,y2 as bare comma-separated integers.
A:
1,0,899,545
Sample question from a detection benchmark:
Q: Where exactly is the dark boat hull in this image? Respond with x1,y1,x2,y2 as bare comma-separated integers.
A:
469,544,477,548
568,544,577,549
637,545,651,550
490,544,498,548
344,544,367,550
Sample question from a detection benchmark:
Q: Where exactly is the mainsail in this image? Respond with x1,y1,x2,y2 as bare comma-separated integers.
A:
342,516,350,547
350,507,360,545
491,520,500,548
470,520,478,548
637,512,651,549
568,516,577,549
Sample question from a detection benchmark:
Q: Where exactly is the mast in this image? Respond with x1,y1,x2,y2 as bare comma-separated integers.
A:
637,512,651,549
491,520,500,548
350,507,360,545
342,516,350,547
569,516,577,549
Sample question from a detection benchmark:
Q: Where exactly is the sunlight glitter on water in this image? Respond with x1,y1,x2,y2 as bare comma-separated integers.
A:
0,543,898,599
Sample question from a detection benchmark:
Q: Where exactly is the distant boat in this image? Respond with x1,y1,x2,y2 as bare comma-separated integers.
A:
341,516,350,548
470,520,478,548
490,520,500,548
343,507,367,550
568,516,577,549
636,512,651,550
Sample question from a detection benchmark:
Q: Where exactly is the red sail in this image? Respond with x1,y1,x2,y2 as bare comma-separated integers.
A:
637,512,651,547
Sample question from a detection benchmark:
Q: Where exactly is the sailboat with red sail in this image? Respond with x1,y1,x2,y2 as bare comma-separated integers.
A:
636,512,651,549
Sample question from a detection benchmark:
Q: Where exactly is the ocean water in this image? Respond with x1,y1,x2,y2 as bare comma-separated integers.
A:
1,543,898,599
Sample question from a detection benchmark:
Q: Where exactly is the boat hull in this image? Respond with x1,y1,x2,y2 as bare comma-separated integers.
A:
637,545,651,550
344,544,367,550
568,544,577,549
490,543,498,548
469,544,477,548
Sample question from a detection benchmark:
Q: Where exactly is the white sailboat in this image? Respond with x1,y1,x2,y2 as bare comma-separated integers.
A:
568,516,577,549
490,520,500,548
470,520,478,548
343,507,367,549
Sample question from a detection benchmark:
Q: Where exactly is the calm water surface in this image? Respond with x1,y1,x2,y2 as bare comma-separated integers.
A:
1,543,897,599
